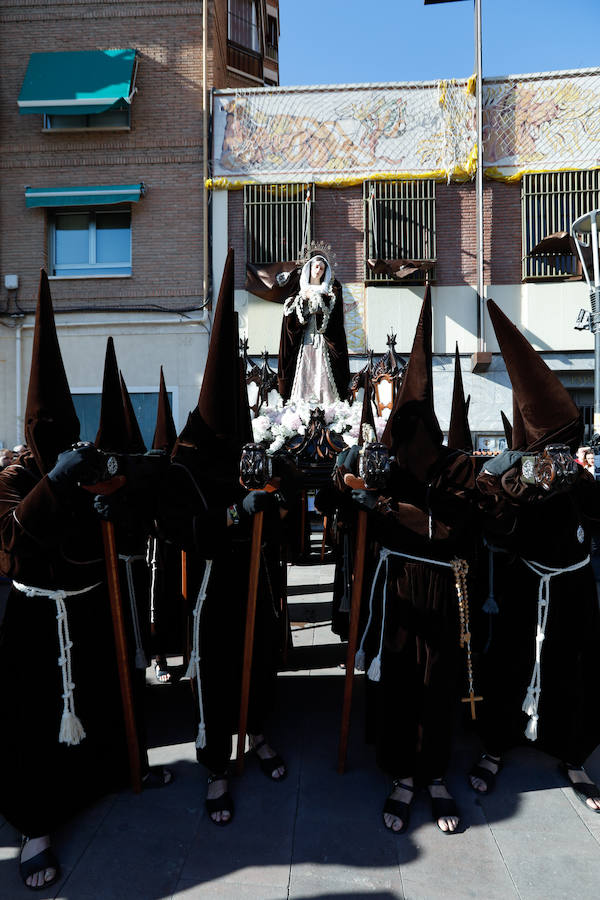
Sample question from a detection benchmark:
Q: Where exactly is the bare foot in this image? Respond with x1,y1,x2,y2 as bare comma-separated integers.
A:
470,753,501,793
207,776,231,824
20,836,57,889
154,658,171,684
428,781,460,832
566,766,600,810
383,777,414,832
249,733,286,780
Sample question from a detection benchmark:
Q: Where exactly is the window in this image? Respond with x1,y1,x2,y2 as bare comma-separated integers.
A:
266,15,278,60
522,170,600,280
244,184,313,265
364,180,436,283
43,107,130,132
228,0,259,52
49,209,131,277
72,390,173,446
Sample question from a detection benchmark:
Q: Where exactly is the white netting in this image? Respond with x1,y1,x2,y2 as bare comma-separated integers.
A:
212,79,476,187
211,69,600,188
482,68,600,180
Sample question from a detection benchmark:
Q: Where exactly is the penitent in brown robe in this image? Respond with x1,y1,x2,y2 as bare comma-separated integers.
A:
0,453,130,837
361,448,476,781
476,465,600,764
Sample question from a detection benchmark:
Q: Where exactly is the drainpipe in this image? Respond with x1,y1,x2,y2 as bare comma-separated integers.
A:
15,323,23,444
202,0,209,308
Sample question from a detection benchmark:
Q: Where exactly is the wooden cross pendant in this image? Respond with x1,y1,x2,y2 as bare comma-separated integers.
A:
462,692,483,720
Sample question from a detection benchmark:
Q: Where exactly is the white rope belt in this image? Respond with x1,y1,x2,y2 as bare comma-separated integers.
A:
13,579,101,745
520,554,590,741
118,554,149,670
355,547,454,682
184,559,213,749
148,536,159,625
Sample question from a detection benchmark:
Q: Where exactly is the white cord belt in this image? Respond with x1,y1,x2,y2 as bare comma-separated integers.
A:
184,559,213,749
355,547,454,682
13,580,101,746
118,554,149,670
520,554,590,741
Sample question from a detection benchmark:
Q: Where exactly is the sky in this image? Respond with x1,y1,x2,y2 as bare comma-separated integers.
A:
278,0,600,86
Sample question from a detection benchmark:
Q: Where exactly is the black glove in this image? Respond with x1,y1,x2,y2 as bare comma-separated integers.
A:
241,490,280,516
351,489,378,511
336,444,360,473
482,449,524,477
47,443,104,492
93,491,139,529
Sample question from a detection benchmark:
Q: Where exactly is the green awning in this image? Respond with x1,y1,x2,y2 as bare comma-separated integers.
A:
25,184,145,208
18,49,137,116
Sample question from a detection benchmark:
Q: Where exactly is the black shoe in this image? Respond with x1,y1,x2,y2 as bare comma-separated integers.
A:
468,753,502,795
19,838,60,891
382,779,414,834
206,774,234,826
428,779,460,834
559,763,600,812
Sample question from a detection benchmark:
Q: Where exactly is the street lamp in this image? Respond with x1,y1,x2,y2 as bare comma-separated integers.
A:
572,210,600,437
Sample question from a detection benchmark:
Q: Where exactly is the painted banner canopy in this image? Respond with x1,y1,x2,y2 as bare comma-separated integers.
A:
211,68,600,187
18,49,137,116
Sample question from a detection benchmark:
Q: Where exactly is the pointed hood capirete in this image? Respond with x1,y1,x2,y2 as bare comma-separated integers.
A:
447,343,473,453
152,367,177,453
95,337,130,452
24,270,81,473
358,369,376,446
500,410,513,450
381,285,442,455
120,372,146,453
487,299,582,451
174,249,245,460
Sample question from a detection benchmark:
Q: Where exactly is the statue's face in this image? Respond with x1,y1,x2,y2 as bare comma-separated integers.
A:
310,258,325,281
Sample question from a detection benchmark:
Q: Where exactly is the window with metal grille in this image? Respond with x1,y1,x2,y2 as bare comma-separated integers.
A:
364,180,436,282
244,184,313,265
521,171,600,280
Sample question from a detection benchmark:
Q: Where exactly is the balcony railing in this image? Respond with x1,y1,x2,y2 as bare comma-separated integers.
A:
227,41,263,79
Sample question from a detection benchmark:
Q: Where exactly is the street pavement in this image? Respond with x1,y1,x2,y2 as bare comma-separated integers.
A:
2,536,600,899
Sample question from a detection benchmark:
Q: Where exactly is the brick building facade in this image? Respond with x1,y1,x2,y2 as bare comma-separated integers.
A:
0,0,279,447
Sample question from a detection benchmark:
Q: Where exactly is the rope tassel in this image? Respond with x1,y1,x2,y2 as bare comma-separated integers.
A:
521,554,589,741
186,560,213,749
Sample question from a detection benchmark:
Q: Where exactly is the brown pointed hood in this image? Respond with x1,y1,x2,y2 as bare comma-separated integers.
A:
500,410,513,449
381,286,442,455
358,369,376,446
487,299,582,451
174,249,245,460
120,372,146,453
510,396,527,450
95,337,129,452
447,343,473,453
152,367,177,452
24,270,80,473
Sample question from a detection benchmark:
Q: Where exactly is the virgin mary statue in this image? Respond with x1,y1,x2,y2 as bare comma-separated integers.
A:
277,253,350,404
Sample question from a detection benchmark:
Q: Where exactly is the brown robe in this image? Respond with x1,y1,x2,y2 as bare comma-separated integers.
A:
362,449,476,780
0,454,130,837
476,464,600,764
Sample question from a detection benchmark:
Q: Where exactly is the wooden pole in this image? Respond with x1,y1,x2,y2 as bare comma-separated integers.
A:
320,515,328,563
236,510,264,774
101,520,142,794
337,510,368,774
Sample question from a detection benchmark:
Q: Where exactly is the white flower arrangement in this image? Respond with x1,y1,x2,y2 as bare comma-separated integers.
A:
252,397,387,454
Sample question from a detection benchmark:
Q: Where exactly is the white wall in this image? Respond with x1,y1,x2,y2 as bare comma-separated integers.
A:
3,313,210,449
